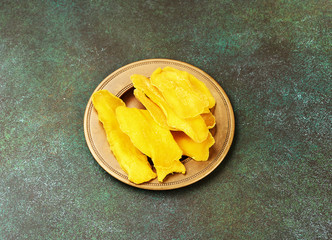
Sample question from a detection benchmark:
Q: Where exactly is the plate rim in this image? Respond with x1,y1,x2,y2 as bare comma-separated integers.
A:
83,58,235,190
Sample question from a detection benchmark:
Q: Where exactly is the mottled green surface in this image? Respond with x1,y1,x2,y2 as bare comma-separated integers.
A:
0,0,331,239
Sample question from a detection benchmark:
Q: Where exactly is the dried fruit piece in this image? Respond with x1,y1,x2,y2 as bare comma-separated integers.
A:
133,88,173,130
172,131,215,161
131,74,209,143
116,106,185,182
150,67,210,118
201,111,216,129
92,90,156,184
162,66,216,109
187,72,216,109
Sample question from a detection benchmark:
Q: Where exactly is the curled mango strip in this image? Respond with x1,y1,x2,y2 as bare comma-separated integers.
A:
150,67,210,118
92,90,156,184
201,111,216,129
131,74,209,143
116,106,185,182
172,131,215,161
133,88,174,130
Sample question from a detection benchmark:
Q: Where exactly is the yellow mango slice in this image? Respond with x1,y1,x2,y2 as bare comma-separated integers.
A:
116,106,185,182
92,90,156,184
135,87,216,132
131,74,209,143
133,88,173,130
163,66,215,109
172,131,215,161
201,111,216,129
150,67,209,118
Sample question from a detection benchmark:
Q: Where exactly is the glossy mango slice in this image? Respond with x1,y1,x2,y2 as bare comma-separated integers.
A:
92,90,156,184
150,67,210,118
131,74,209,143
172,131,215,161
116,106,185,182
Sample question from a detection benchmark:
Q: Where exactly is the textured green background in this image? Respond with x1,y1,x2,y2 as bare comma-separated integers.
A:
0,0,331,239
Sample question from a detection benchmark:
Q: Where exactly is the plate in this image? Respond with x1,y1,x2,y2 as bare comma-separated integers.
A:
84,59,235,190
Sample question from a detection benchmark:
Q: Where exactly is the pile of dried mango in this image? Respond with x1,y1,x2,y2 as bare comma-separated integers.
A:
92,67,216,184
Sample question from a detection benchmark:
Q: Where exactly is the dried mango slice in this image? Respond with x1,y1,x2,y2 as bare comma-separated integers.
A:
201,111,216,129
163,66,215,109
188,72,215,109
92,90,156,184
150,67,209,118
131,74,209,143
135,87,216,132
133,88,173,130
172,131,215,161
116,106,185,182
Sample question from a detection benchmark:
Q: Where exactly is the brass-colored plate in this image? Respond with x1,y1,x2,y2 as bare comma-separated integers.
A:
84,59,235,190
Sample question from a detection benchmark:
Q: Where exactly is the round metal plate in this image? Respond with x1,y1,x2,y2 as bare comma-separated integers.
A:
84,59,235,190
